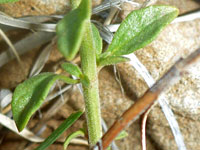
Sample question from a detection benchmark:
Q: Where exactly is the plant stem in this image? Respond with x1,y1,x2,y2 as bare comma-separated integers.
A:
80,21,102,146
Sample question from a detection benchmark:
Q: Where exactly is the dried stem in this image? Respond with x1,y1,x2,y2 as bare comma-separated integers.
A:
93,48,200,149
141,101,157,150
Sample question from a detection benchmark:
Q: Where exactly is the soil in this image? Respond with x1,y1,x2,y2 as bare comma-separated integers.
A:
0,0,200,150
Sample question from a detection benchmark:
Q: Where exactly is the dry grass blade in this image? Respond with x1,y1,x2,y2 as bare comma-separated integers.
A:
0,32,55,67
69,138,88,146
46,85,72,102
0,29,23,67
93,21,113,44
0,14,56,32
43,91,71,121
93,0,140,14
0,89,12,110
141,102,158,150
0,113,44,142
20,15,62,23
94,48,200,149
0,24,15,32
113,65,124,95
0,89,12,115
106,10,200,32
92,0,122,14
141,0,157,8
29,37,56,77
104,7,119,26
172,10,200,23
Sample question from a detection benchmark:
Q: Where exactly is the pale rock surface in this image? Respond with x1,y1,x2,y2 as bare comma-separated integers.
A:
0,0,102,17
0,0,70,17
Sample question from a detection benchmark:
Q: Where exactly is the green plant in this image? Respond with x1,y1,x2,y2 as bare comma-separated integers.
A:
11,0,178,149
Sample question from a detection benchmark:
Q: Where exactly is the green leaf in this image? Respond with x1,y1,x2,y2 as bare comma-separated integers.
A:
12,73,78,131
56,0,91,61
0,0,18,3
35,111,83,150
61,62,82,78
63,129,85,150
105,6,179,57
91,23,103,57
98,56,130,67
115,130,128,140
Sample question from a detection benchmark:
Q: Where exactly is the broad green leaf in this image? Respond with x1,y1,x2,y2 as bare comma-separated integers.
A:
61,62,82,78
105,6,179,57
91,23,103,57
35,111,83,150
63,129,85,150
0,0,18,3
97,56,130,67
12,73,78,131
56,0,91,61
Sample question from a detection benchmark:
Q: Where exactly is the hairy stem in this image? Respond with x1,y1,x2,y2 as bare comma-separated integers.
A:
80,21,102,146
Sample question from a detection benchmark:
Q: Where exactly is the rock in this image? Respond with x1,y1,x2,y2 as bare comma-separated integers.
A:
0,0,103,17
120,0,200,19
135,20,200,120
0,0,70,17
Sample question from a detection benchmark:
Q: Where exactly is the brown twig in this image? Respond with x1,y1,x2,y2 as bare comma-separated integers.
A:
93,48,200,150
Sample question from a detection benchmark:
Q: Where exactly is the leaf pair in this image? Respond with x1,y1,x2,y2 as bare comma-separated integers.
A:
56,0,130,67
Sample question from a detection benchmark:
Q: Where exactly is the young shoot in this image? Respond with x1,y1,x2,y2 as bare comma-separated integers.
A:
11,0,178,148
